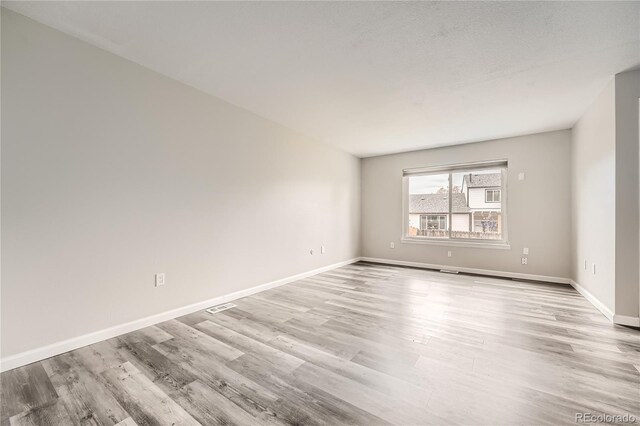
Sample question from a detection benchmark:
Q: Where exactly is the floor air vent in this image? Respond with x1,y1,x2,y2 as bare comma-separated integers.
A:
206,302,237,314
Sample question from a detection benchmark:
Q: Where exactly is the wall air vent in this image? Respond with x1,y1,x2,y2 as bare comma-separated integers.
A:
206,302,237,314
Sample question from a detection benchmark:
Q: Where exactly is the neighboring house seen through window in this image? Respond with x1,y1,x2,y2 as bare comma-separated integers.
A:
403,161,507,244
420,215,447,230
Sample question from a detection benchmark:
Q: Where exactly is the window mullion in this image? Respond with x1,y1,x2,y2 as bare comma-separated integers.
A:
448,172,452,239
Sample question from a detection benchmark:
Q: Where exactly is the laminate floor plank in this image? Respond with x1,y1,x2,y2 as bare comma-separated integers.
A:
113,418,137,426
100,362,199,426
169,380,264,426
151,337,290,424
2,262,638,425
193,320,305,375
8,399,73,426
42,352,130,425
114,336,198,394
267,335,432,404
225,354,386,426
1,364,58,425
290,361,435,425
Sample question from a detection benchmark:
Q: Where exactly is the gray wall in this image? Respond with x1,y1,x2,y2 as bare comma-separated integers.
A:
571,79,616,312
613,70,639,318
571,70,640,320
1,10,360,358
361,130,572,279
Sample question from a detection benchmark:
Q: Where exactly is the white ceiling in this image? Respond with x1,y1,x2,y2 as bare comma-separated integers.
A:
4,1,639,157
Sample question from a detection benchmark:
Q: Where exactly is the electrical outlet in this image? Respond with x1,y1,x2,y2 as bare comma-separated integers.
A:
390,242,395,249
518,172,526,181
523,247,529,255
521,257,528,265
447,251,452,258
321,245,325,254
155,273,165,287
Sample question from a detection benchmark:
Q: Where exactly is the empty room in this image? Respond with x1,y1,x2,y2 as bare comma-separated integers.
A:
1,1,639,425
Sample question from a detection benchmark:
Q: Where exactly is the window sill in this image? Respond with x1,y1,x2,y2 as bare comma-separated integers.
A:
400,237,511,250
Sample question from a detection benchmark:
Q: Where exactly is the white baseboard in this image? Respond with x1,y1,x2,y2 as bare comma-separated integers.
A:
360,257,571,284
568,280,640,326
613,314,640,327
364,257,640,326
0,258,360,373
569,279,614,322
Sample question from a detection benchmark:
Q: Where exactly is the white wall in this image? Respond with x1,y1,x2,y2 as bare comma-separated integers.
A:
361,130,572,279
571,79,616,312
1,9,360,359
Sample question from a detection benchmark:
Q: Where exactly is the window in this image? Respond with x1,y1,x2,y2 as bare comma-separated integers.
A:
406,173,449,239
421,215,447,230
485,189,501,203
402,161,507,245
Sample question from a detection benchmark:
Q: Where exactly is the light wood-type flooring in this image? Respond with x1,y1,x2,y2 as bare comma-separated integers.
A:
1,262,639,425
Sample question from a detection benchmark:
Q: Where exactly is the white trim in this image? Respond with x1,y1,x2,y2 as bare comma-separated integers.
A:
562,280,639,327
363,261,633,326
400,237,511,250
613,314,640,327
402,159,508,176
0,258,360,373
569,279,614,322
360,257,570,284
567,280,640,327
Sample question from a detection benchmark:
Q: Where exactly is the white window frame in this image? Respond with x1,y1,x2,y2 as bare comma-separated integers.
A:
485,189,501,203
401,160,510,249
